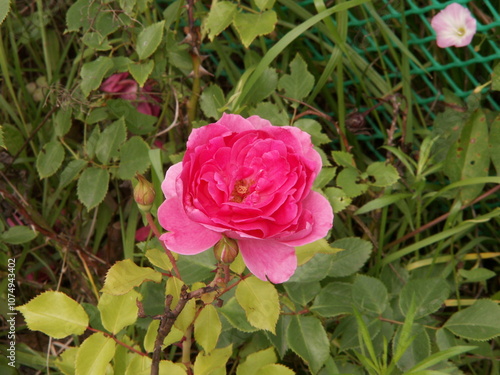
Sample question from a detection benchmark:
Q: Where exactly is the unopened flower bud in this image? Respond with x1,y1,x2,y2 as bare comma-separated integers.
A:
134,175,156,212
214,237,239,264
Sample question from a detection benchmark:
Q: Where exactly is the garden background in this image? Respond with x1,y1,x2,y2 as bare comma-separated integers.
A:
1,0,500,374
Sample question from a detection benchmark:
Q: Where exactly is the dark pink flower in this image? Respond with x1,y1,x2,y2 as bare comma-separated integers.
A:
431,3,477,48
157,114,333,283
101,72,162,117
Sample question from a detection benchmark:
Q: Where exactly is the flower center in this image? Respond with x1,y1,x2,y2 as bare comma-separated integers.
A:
456,27,466,36
230,179,253,203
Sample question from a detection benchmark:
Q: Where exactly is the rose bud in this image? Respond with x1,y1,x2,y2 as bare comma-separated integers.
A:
134,175,156,213
214,237,239,264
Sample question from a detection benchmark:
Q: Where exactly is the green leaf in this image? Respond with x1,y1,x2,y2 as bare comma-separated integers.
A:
328,237,372,277
393,324,430,372
236,276,279,333
459,268,497,282
55,346,78,375
489,114,500,174
0,125,4,148
278,54,314,104
245,67,278,105
75,333,116,375
95,117,127,165
265,315,290,359
77,167,110,210
117,136,151,180
444,299,500,341
193,344,232,375
355,193,412,215
249,102,290,126
254,0,276,11
283,281,321,306
256,364,294,375
136,21,165,60
204,1,237,41
288,253,334,283
66,0,99,32
36,140,65,179
331,150,355,167
399,278,450,319
336,168,367,198
233,10,277,48
324,187,352,213
405,346,477,374
194,305,222,353
295,119,330,146
17,291,89,339
80,56,114,97
311,282,353,317
128,60,155,87
444,109,490,204
366,161,400,187
352,274,388,315
1,225,38,245
145,248,173,271
54,107,73,137
219,297,259,333
174,299,197,333
58,159,87,189
0,0,11,26
98,289,141,334
492,62,500,91
237,347,276,375
101,259,163,295
106,99,157,135
287,315,329,374
200,84,226,120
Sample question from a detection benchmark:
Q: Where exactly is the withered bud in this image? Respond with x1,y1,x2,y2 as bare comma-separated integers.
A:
213,237,239,264
134,174,156,213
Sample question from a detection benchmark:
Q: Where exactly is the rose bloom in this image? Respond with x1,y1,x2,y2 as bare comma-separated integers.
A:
101,72,161,117
158,114,333,283
431,3,477,48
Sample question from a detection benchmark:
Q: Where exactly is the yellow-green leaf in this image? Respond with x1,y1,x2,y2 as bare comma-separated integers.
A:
235,276,279,333
17,291,89,339
144,320,184,353
55,347,78,375
194,305,222,353
98,289,141,334
233,10,277,48
101,259,162,295
165,276,185,308
237,347,276,375
174,299,197,332
256,364,294,375
146,248,173,271
193,345,233,375
75,332,115,375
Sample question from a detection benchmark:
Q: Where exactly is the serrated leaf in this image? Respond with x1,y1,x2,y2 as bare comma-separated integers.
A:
444,299,500,341
194,305,221,353
136,21,165,60
399,278,450,319
75,333,116,375
0,0,11,27
204,1,237,41
233,10,277,48
236,276,279,333
245,67,278,105
295,119,330,146
200,84,226,119
324,187,352,213
128,60,155,87
278,54,314,103
145,248,173,271
144,320,184,353
1,225,38,245
256,364,294,375
66,0,99,32
55,346,78,375
254,0,276,11
287,315,329,374
331,151,355,167
459,268,497,282
283,282,321,306
17,291,89,338
444,109,490,204
174,298,197,332
101,259,163,295
58,159,87,189
328,237,372,277
36,140,65,178
393,324,430,372
106,99,157,135
219,297,259,333
295,238,339,266
237,347,276,375
366,161,400,187
336,168,367,198
80,56,114,97
311,282,353,317
193,344,232,375
54,107,73,137
352,274,388,315
117,136,151,180
77,167,109,210
98,289,141,334
95,118,127,164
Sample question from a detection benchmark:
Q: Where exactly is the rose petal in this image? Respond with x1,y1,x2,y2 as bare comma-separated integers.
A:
158,163,222,254
238,238,297,283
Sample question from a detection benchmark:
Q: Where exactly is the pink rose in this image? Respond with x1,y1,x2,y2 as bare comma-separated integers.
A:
158,114,333,283
101,72,162,117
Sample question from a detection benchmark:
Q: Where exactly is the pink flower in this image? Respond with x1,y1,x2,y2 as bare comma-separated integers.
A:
431,3,477,48
101,73,162,117
157,114,333,283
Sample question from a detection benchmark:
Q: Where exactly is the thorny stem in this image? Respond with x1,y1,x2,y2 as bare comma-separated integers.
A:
384,184,500,251
145,212,182,280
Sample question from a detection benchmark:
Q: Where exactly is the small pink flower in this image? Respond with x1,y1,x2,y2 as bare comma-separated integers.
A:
157,114,334,283
431,3,477,48
101,73,162,117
